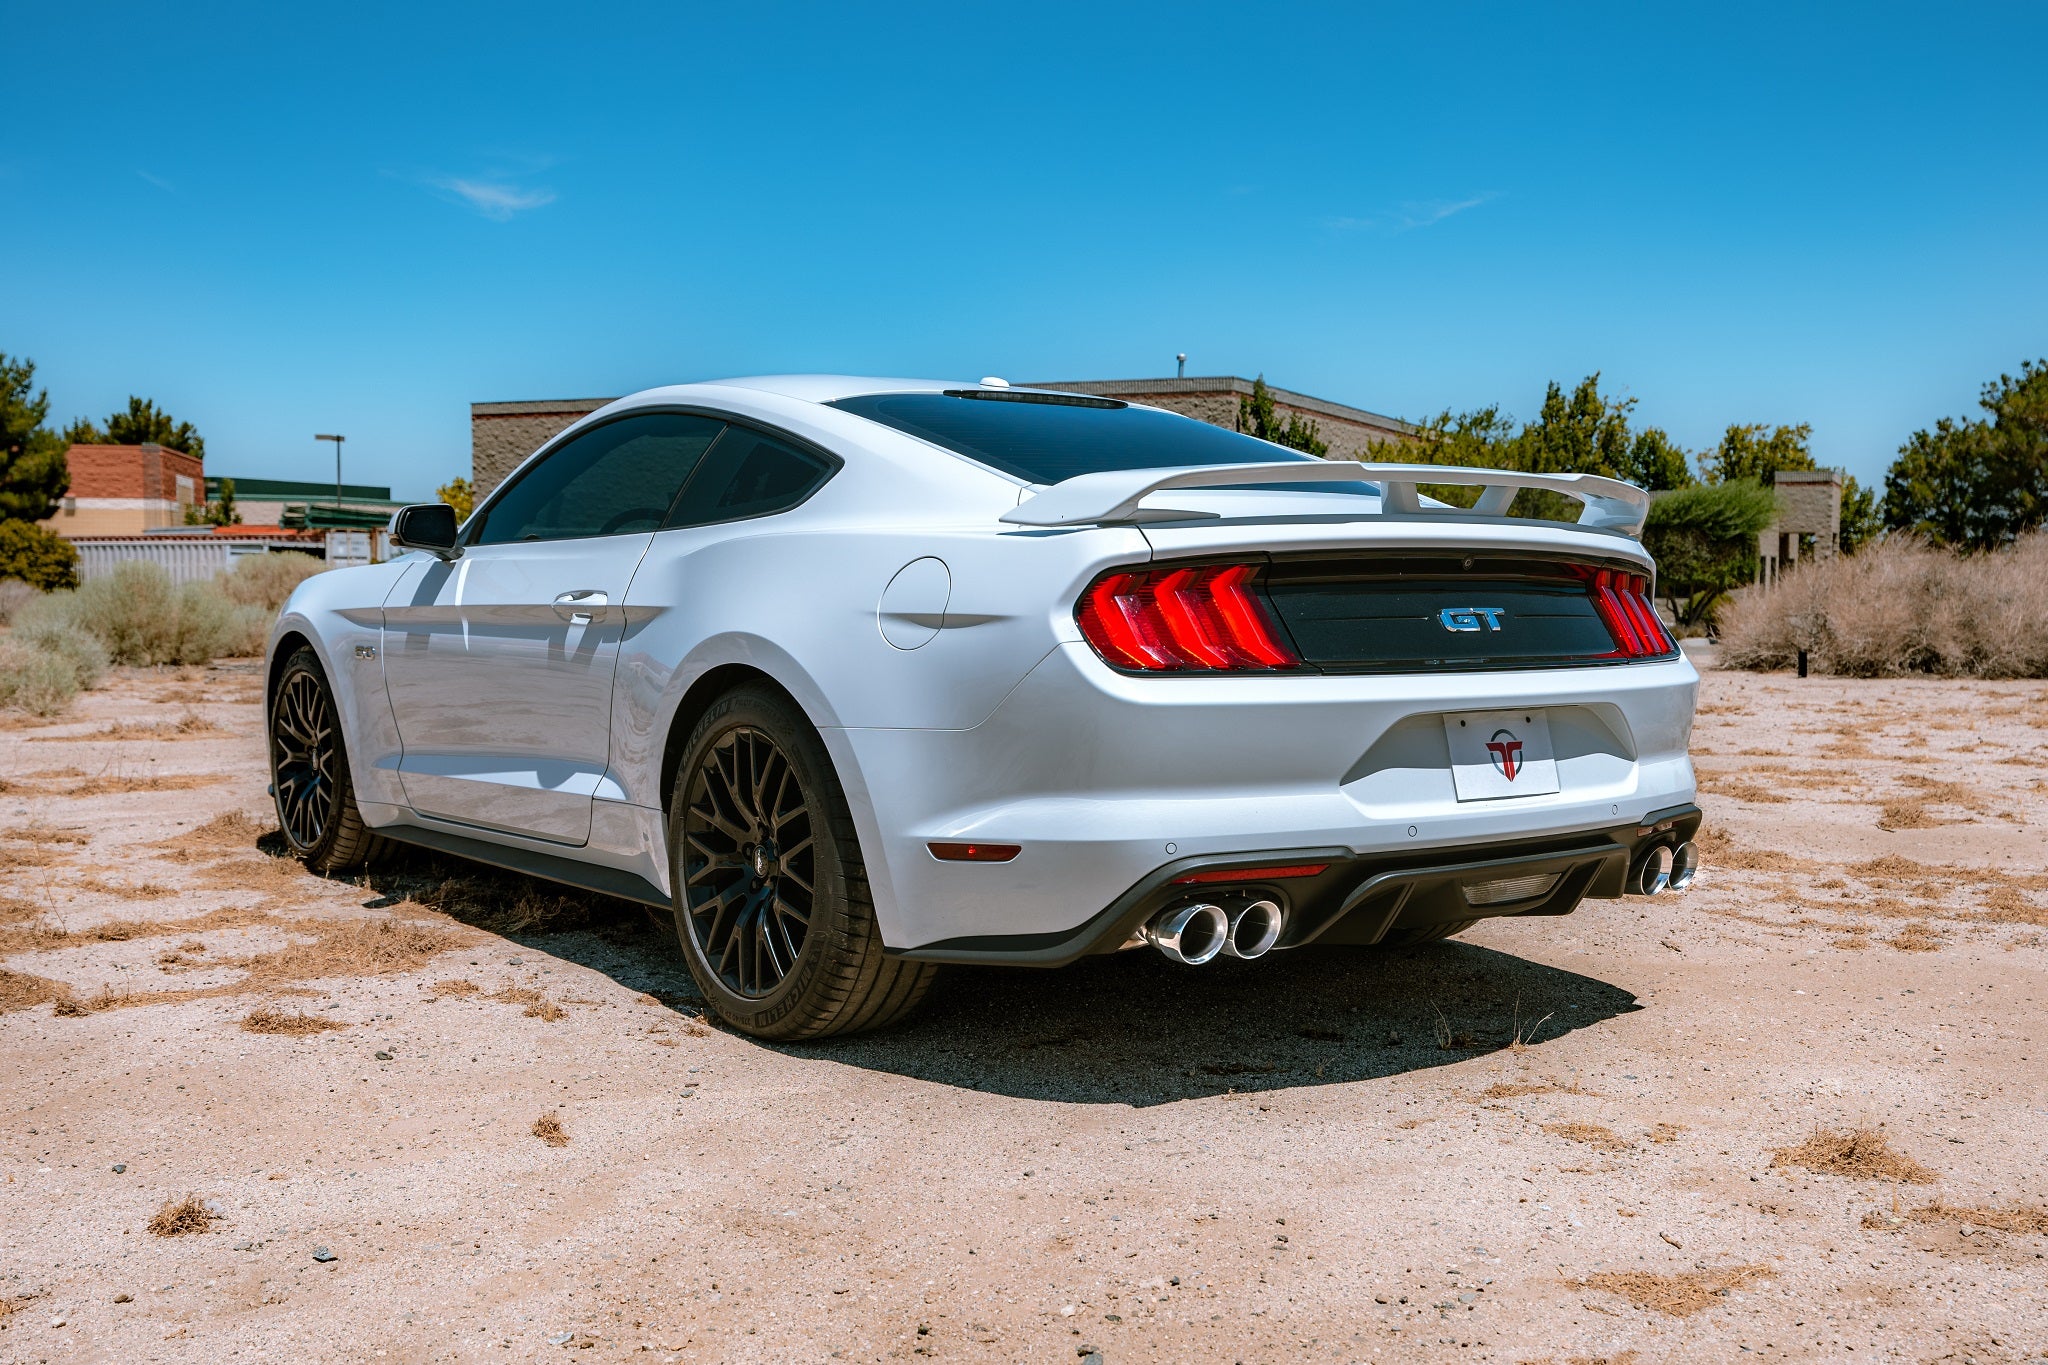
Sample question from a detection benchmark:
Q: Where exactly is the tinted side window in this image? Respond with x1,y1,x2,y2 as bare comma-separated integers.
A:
664,427,833,529
474,412,725,545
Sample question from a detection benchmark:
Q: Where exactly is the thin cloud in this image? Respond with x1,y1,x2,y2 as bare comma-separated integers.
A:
136,170,174,192
430,176,557,221
1327,191,1499,234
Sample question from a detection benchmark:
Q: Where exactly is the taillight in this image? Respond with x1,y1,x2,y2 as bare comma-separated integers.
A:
1077,563,1299,672
1583,568,1674,658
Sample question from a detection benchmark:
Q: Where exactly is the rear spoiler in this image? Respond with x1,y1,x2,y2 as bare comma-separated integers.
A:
998,461,1652,537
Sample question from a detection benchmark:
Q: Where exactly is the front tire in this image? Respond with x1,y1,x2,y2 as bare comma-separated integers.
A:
669,685,936,1040
269,647,387,874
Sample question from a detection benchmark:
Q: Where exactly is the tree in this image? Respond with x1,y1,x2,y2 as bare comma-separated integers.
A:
1236,376,1329,456
0,353,71,522
97,396,205,460
1883,360,2048,550
1702,423,1816,484
1402,374,1697,520
1839,476,1883,553
186,478,241,527
1641,480,1780,630
435,476,475,521
0,519,80,590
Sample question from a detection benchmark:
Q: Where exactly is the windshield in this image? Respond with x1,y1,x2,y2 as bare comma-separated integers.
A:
830,390,1373,490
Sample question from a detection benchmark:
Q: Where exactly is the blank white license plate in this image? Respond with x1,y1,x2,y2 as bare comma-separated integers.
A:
1443,709,1561,801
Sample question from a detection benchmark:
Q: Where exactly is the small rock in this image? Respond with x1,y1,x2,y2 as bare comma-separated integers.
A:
114,1293,132,1303
112,1163,126,1173
312,1248,336,1263
50,1316,68,1328
1060,1304,1076,1317
508,957,523,965
1168,1276,1180,1286
1080,1354,1103,1365
548,1332,575,1346
233,1241,254,1251
374,1051,393,1061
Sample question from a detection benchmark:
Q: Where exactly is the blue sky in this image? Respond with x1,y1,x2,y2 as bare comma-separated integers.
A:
8,2,2044,499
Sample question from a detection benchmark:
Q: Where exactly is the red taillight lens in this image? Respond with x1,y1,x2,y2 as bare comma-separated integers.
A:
1076,563,1299,672
1173,863,1329,885
928,842,1022,863
1579,566,1673,659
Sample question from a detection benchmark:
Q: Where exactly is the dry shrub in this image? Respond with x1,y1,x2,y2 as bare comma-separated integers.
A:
532,1112,570,1147
1771,1126,1936,1182
241,1004,346,1035
1719,533,2048,678
147,1193,220,1237
1544,1121,1632,1152
0,967,75,1014
216,553,325,610
0,627,105,715
1898,1202,2048,1235
1566,1264,1774,1318
0,576,40,625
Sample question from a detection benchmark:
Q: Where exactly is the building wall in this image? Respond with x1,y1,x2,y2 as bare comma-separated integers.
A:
41,443,204,537
471,400,611,498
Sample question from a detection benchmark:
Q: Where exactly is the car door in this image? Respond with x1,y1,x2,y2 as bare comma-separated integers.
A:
382,411,724,844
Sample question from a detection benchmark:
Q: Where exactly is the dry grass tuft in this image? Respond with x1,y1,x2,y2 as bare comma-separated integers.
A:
1696,774,1790,804
241,1004,347,1035
1544,1121,1632,1152
1885,921,1946,952
34,711,226,742
1878,798,1954,831
147,1193,221,1237
241,918,459,984
0,967,75,1014
532,1112,570,1147
426,978,482,998
1692,828,1815,874
1566,1265,1774,1318
1483,1078,1594,1100
1771,1126,1937,1183
1895,1202,2048,1235
179,810,268,851
1648,1123,1687,1144
489,982,567,1020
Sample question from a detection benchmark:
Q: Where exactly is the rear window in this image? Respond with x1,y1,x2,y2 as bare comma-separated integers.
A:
829,390,1365,487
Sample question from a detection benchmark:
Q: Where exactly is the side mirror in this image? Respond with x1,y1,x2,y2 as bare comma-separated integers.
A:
389,504,462,561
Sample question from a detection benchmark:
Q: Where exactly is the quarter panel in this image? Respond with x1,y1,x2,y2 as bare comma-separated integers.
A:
268,559,421,811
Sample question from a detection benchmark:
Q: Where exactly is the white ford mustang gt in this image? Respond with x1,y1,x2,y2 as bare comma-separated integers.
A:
266,376,1701,1038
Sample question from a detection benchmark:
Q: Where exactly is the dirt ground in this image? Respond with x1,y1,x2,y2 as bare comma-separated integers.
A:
3,654,2046,1364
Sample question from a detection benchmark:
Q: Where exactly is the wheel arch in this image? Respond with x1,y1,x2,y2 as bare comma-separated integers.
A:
657,663,807,821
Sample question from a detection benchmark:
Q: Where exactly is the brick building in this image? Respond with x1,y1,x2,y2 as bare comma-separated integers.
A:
470,378,1415,499
40,443,204,537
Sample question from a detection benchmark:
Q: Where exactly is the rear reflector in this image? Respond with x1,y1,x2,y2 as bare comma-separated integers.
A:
1173,863,1329,885
927,842,1021,863
1077,563,1299,672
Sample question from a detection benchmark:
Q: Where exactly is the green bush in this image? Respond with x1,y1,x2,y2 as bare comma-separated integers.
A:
22,560,260,666
0,520,80,590
216,551,324,611
1642,480,1780,631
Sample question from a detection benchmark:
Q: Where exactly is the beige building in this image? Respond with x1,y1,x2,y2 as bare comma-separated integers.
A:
470,378,1415,499
1756,469,1843,584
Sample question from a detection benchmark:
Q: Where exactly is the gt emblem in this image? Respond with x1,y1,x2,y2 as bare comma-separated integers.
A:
1484,729,1524,781
1439,606,1506,632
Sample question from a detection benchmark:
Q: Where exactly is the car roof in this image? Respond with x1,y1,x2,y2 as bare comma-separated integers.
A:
709,375,1064,404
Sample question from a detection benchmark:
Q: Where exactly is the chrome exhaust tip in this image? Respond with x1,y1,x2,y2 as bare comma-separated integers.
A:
1141,902,1229,965
1668,840,1699,893
1222,898,1284,959
1629,844,1673,897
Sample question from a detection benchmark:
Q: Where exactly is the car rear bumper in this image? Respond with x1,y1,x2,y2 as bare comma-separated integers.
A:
835,642,1700,956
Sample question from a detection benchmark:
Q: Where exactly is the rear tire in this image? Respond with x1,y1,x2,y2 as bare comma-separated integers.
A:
269,647,388,875
1379,918,1478,946
668,684,937,1040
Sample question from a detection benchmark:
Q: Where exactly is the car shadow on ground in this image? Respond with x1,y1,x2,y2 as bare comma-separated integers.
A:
494,905,1638,1107
336,847,1637,1107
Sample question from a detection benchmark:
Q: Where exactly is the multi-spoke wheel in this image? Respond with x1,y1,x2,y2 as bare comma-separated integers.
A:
681,726,817,999
269,647,386,874
669,684,937,1040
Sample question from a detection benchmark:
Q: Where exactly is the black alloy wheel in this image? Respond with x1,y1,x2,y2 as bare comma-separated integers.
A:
272,667,337,851
668,684,937,1039
268,647,386,874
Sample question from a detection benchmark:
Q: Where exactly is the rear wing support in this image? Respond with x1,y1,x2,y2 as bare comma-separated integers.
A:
999,461,1652,537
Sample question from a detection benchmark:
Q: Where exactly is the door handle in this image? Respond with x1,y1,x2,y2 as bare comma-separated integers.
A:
552,589,608,624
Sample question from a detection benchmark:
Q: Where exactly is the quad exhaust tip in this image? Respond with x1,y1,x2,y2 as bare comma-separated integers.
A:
1141,902,1229,965
1630,840,1699,896
1142,898,1286,964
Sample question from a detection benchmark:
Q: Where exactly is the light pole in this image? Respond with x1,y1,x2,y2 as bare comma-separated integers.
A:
315,434,345,517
